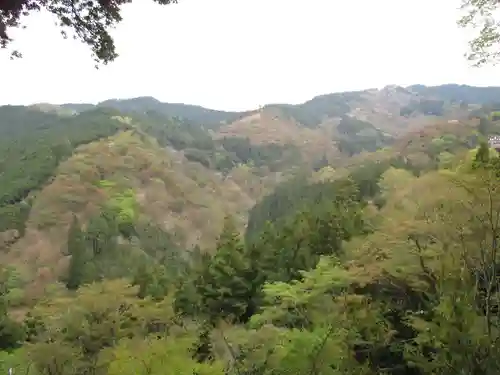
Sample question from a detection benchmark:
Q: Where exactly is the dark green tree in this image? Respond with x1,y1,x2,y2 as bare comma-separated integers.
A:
478,117,491,135
312,153,329,172
474,141,491,168
0,268,25,349
132,263,170,300
85,213,116,256
195,217,257,324
65,215,88,290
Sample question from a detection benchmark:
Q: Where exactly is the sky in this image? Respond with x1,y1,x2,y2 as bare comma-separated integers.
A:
1,0,500,111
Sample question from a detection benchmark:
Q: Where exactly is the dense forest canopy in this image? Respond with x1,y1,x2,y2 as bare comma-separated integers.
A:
3,0,500,371
0,94,499,375
1,129,500,374
0,107,129,235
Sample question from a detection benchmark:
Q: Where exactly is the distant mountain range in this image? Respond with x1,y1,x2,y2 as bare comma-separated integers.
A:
36,84,500,127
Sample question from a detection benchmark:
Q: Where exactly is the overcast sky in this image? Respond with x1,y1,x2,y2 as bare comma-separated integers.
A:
0,0,499,111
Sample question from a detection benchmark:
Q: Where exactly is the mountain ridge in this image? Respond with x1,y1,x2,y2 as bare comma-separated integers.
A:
33,84,500,115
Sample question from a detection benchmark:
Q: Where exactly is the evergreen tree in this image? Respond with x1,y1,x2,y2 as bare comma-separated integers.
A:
312,153,329,172
474,141,491,168
195,217,256,324
86,212,116,256
0,268,24,349
478,116,491,136
65,215,88,290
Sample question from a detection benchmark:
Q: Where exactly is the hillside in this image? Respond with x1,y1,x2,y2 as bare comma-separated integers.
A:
7,129,264,298
2,83,500,375
1,83,500,303
0,107,293,301
40,83,487,167
408,83,500,104
214,85,473,159
1,100,500,375
61,97,254,129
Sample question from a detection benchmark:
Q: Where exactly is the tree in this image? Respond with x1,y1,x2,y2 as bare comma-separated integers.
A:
458,0,500,66
0,268,25,350
85,212,116,256
473,140,491,168
195,217,257,324
478,116,491,136
0,0,177,65
402,163,500,375
107,335,225,375
65,215,88,290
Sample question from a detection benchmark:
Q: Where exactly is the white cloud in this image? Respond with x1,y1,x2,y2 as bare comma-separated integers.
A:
0,0,499,111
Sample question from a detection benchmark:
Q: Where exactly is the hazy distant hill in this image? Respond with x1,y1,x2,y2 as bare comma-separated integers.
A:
62,96,254,129
55,83,500,131
48,83,500,162
407,84,500,104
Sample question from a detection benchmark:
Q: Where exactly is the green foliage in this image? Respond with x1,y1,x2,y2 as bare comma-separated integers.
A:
273,92,354,128
337,116,374,135
9,86,500,375
336,116,393,156
347,157,420,201
474,141,491,167
65,216,89,290
1,1,177,65
62,201,182,292
105,188,138,239
400,99,444,117
0,268,25,350
479,116,491,135
97,98,246,129
7,140,500,375
0,201,31,235
246,175,358,241
107,335,225,375
219,137,297,170
193,217,257,324
0,107,127,235
458,0,500,66
492,111,500,121
136,111,216,151
136,110,302,172
133,263,171,300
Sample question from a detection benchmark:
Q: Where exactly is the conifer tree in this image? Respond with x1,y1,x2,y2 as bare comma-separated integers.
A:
474,141,491,169
195,216,256,324
66,215,88,290
0,268,24,349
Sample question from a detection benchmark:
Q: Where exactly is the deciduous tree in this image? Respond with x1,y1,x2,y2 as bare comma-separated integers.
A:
459,0,500,65
0,0,177,64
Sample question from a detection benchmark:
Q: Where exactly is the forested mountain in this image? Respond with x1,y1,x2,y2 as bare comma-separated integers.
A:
2,84,500,375
62,96,253,129
408,83,500,104
56,83,500,131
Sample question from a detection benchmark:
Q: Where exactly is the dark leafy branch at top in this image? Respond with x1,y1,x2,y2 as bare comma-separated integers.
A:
2,0,500,66
0,0,176,64
458,0,500,66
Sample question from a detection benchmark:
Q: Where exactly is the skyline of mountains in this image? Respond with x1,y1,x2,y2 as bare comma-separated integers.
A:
17,83,500,114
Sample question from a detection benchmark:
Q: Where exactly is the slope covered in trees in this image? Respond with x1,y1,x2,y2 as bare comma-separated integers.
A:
2,134,500,375
3,85,500,375
0,106,130,238
0,104,290,299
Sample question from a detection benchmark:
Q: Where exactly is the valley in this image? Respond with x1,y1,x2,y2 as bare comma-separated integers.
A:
1,83,500,375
